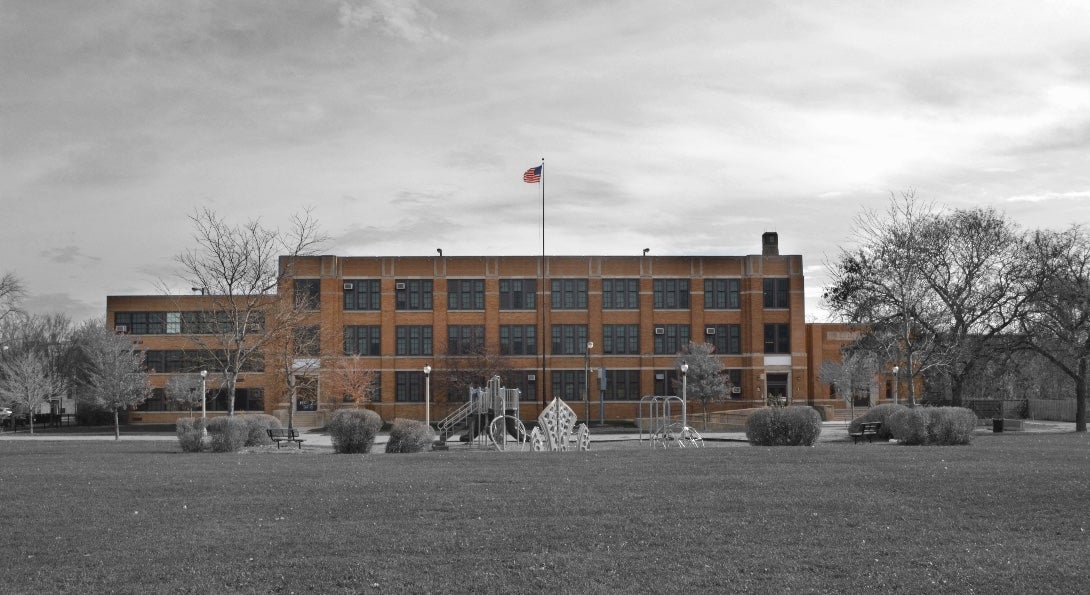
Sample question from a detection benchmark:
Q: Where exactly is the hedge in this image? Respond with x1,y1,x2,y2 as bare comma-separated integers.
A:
329,409,383,454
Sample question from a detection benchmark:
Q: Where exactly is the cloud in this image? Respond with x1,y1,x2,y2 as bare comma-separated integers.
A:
337,0,448,43
40,246,101,265
1006,191,1090,203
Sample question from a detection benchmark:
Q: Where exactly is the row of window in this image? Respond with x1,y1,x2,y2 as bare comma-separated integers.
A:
114,311,263,335
143,350,265,374
343,323,790,356
332,277,793,311
387,368,746,403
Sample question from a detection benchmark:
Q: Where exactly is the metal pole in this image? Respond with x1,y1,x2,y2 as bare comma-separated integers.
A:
680,363,689,429
200,370,208,436
424,365,432,427
583,341,592,423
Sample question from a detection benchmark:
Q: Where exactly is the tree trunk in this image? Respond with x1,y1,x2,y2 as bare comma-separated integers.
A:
114,409,120,440
28,411,34,434
1077,358,1087,433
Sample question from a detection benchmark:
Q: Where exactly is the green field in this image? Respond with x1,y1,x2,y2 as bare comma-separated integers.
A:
2,433,1088,593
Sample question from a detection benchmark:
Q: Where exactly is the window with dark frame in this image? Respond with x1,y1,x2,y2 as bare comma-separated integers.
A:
395,371,426,402
550,278,588,310
653,279,690,309
499,325,537,355
294,279,321,310
704,278,741,309
763,278,790,309
550,325,589,355
653,324,690,354
447,279,485,310
551,370,586,402
447,325,485,355
763,323,790,354
602,324,639,355
343,325,381,356
343,279,381,311
604,369,641,400
707,324,742,354
498,278,536,310
396,325,433,356
602,278,639,309
395,279,433,310
294,325,320,357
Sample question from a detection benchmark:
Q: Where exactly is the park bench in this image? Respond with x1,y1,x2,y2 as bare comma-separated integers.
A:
849,422,882,444
267,428,305,449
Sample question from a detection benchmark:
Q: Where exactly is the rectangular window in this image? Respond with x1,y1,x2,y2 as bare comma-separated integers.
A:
763,278,790,309
166,312,181,334
550,279,588,310
294,279,321,310
144,351,165,373
395,371,426,402
654,369,682,396
602,324,639,355
707,324,742,355
499,325,537,356
344,325,381,356
551,370,586,402
604,369,641,401
550,325,589,355
653,325,690,355
724,369,742,399
447,325,485,355
344,279,381,311
764,323,790,354
396,325,433,356
447,279,485,310
653,279,690,309
498,278,536,310
294,325,320,357
503,373,537,404
602,278,639,309
704,279,741,309
395,279,433,311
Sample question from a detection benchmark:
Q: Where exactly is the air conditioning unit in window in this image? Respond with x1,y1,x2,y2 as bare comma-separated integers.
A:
527,374,536,381
114,325,128,333
705,327,716,335
343,282,354,290
654,327,665,335
732,386,742,394
395,282,406,290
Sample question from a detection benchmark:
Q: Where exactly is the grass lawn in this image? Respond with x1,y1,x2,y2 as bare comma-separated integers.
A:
1,432,1088,593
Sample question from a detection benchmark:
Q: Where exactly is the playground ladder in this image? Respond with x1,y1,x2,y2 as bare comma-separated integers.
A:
436,398,480,441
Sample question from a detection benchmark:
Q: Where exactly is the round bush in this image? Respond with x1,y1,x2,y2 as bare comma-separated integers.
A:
329,409,383,454
175,418,206,453
745,406,822,446
240,414,282,446
848,403,909,442
385,418,435,453
207,416,249,452
889,406,976,445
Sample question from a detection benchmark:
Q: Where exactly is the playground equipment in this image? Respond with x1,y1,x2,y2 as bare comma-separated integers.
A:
638,395,703,448
530,397,591,452
435,376,529,451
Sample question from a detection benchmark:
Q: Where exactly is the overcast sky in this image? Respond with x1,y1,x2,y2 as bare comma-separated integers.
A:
3,0,1090,324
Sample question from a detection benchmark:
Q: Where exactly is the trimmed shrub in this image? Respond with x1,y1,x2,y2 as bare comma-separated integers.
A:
206,416,249,453
385,418,435,453
889,406,976,445
848,403,909,442
176,418,206,453
745,406,822,446
329,409,383,454
240,414,281,446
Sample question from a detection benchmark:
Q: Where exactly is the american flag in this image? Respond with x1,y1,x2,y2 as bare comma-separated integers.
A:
523,165,542,183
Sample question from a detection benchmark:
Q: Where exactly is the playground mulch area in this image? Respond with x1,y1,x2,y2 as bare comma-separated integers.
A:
2,432,1088,593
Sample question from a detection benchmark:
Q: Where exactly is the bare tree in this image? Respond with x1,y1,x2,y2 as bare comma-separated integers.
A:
323,355,380,407
0,352,67,434
262,296,324,431
77,322,153,439
164,373,206,413
1018,226,1090,432
174,208,327,414
675,341,727,428
0,272,26,325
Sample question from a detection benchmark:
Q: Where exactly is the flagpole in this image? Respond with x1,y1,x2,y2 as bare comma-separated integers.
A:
539,158,546,410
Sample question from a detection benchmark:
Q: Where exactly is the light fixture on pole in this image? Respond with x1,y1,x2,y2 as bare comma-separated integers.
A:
680,363,689,429
584,341,593,423
892,365,900,405
423,364,432,427
199,370,208,435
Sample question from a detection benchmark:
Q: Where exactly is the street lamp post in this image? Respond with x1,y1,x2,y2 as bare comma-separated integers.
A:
892,365,900,405
583,341,593,423
200,370,208,435
423,364,432,427
680,362,689,429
